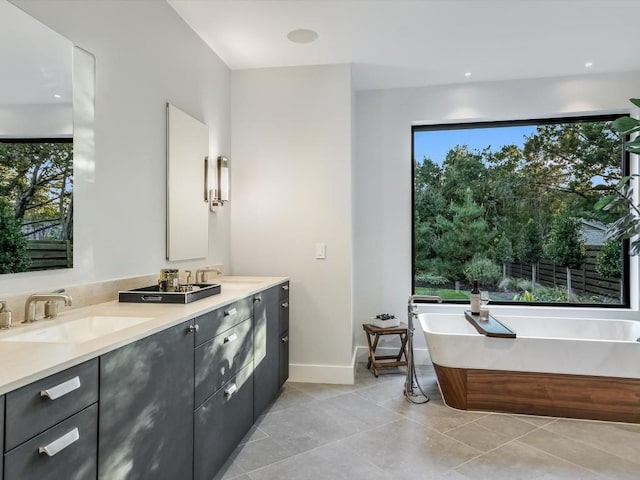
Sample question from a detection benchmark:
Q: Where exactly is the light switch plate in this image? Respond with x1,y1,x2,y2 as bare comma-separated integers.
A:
315,243,326,259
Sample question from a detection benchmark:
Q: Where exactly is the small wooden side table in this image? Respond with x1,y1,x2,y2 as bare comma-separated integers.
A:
362,323,408,377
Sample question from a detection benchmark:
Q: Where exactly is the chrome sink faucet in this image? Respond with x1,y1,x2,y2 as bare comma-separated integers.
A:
195,267,222,283
24,290,73,323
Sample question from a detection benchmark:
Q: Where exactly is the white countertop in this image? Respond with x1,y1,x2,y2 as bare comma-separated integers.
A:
0,276,287,395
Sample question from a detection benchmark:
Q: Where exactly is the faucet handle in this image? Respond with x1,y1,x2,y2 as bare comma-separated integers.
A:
44,301,59,319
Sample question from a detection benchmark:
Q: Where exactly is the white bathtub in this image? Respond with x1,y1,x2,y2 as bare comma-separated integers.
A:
419,312,640,422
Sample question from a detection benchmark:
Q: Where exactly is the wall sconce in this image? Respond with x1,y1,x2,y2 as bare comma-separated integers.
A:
210,155,229,212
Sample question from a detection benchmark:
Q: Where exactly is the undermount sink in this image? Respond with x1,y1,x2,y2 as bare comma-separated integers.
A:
0,316,154,344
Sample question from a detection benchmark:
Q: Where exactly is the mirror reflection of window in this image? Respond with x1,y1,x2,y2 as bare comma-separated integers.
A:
0,0,73,274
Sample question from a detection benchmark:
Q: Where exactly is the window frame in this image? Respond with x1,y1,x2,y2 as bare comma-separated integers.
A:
411,114,631,308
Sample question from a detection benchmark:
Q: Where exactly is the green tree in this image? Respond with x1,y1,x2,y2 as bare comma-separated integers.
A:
432,191,496,280
545,209,587,298
0,198,30,273
440,145,488,205
517,219,544,290
596,239,622,278
414,157,446,275
523,122,620,198
462,255,501,285
494,234,514,279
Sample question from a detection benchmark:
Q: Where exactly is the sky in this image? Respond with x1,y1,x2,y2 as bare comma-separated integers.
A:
413,125,537,165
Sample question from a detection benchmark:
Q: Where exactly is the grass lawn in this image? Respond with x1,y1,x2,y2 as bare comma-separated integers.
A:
415,287,469,300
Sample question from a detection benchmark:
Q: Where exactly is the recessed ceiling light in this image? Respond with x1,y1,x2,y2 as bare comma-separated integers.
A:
464,72,472,77
53,94,61,99
287,29,318,44
585,62,593,68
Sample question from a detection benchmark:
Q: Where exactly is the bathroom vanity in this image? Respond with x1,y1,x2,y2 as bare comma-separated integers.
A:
0,276,289,480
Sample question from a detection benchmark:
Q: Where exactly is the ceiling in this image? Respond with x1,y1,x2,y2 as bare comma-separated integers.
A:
168,0,640,91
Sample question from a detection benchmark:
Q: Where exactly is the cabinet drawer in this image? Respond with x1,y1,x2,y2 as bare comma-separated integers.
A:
280,330,290,387
195,297,253,346
4,403,98,480
195,318,253,407
280,297,290,333
6,359,98,451
194,364,253,480
279,282,290,300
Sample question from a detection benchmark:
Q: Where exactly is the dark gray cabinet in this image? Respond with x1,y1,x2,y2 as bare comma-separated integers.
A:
5,359,98,451
253,285,281,419
98,319,195,480
195,316,253,408
195,297,253,346
194,363,254,480
3,360,98,480
1,279,289,480
4,404,97,480
0,395,4,480
279,282,290,387
192,297,255,480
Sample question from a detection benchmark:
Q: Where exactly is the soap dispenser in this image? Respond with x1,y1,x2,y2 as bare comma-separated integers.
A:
0,301,12,329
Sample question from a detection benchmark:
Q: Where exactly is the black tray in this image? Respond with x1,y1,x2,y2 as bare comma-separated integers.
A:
118,283,221,304
464,310,516,338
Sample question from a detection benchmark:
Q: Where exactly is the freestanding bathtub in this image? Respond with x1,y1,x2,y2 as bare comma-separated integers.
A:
419,312,640,423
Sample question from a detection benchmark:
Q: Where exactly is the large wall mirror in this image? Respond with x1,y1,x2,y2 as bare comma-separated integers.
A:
0,0,74,274
166,103,209,261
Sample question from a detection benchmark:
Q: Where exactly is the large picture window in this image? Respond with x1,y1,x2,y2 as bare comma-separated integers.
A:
412,115,629,306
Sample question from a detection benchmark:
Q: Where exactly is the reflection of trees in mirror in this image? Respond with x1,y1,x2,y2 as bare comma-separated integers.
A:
0,139,73,273
0,197,30,273
413,116,625,305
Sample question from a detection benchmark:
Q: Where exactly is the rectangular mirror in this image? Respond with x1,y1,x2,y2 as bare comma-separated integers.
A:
166,103,209,261
0,0,74,274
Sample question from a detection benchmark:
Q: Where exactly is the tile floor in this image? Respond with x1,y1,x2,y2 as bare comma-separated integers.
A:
216,364,640,479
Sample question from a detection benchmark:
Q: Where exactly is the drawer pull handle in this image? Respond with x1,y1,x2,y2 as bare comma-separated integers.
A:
253,296,262,303
224,383,237,398
141,295,163,302
38,427,79,457
224,307,237,317
281,302,289,308
282,285,289,291
224,333,237,344
281,335,289,343
41,376,81,400
189,324,199,333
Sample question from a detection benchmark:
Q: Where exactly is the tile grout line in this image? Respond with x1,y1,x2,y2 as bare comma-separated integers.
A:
441,423,550,472
512,436,609,478
536,420,640,469
240,417,412,477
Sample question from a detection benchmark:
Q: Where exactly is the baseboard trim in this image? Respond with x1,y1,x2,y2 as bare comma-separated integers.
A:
288,347,431,385
289,351,357,385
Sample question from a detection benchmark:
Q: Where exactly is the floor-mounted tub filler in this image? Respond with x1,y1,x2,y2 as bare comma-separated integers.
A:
404,295,443,404
419,312,640,423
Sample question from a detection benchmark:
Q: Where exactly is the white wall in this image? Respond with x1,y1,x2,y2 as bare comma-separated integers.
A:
231,64,354,383
1,0,231,295
354,71,640,353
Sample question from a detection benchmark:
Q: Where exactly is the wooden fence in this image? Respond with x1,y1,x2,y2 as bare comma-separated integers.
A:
26,240,73,271
506,246,621,301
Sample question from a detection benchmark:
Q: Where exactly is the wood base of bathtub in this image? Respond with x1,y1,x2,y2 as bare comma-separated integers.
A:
433,363,640,423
